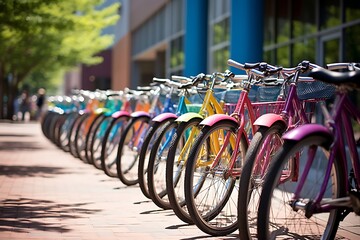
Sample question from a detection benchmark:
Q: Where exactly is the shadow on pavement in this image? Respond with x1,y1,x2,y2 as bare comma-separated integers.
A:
0,141,43,151
0,133,34,138
0,198,100,233
0,165,68,178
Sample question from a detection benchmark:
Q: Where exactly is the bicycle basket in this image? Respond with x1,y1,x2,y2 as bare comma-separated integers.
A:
256,85,281,102
251,101,285,119
297,81,335,100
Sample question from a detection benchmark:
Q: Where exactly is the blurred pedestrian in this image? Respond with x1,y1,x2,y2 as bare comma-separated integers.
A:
36,88,46,121
19,90,30,121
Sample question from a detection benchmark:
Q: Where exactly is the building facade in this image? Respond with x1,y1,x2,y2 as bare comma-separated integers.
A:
111,0,360,90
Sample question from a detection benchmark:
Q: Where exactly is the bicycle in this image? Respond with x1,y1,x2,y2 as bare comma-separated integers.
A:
237,60,336,240
184,61,285,236
68,90,105,159
257,65,360,239
137,77,195,199
146,73,214,210
115,88,162,186
162,71,243,221
101,86,164,178
91,89,135,170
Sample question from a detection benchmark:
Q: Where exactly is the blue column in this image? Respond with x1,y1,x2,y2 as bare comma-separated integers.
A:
184,0,208,76
230,0,264,73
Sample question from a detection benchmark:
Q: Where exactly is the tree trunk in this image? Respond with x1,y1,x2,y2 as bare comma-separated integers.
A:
6,84,16,120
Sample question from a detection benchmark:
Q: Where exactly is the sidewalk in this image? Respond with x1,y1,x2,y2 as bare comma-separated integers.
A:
0,121,226,240
0,121,359,240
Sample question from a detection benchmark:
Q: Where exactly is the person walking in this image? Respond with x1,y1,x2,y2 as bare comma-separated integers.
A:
36,88,46,121
19,90,30,121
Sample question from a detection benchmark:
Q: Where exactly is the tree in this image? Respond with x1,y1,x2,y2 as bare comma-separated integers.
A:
0,0,120,119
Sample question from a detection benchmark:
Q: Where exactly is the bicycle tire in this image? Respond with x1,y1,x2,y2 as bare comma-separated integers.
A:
91,115,113,169
147,121,180,209
74,113,93,162
85,113,106,164
165,118,202,222
257,135,345,239
59,112,77,152
138,120,173,199
69,113,87,158
238,123,285,240
116,116,150,186
101,115,129,177
184,121,247,236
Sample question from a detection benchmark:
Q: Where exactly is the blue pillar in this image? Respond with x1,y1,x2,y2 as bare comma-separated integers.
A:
184,0,208,76
230,0,264,73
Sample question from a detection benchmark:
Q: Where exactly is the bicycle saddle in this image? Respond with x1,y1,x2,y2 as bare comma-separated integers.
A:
309,68,360,89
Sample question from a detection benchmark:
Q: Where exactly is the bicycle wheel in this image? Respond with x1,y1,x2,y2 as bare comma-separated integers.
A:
257,135,345,240
85,113,106,164
184,121,247,236
91,115,113,169
75,114,94,162
238,123,285,240
59,112,77,152
165,118,202,222
138,120,173,199
69,113,87,158
147,121,180,209
117,116,150,186
101,115,129,177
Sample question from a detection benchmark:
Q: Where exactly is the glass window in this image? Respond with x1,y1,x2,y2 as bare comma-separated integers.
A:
264,0,276,45
277,0,291,43
212,18,230,45
208,0,230,73
212,47,229,72
276,45,290,67
323,38,340,64
171,0,184,35
292,0,316,38
170,36,184,68
345,0,360,22
264,50,276,64
292,38,316,65
320,0,341,30
345,25,360,62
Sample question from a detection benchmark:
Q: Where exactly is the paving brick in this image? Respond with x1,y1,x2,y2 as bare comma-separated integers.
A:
0,121,359,240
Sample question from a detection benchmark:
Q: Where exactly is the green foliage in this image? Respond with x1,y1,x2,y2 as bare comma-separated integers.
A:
1,0,119,77
0,0,120,118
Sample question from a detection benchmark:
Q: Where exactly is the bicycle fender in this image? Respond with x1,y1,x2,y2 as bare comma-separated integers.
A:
131,111,150,118
175,112,203,123
254,113,285,127
111,110,130,119
199,114,237,127
152,112,178,122
282,124,332,141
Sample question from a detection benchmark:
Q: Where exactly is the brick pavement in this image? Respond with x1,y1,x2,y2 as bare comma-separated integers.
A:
0,121,359,240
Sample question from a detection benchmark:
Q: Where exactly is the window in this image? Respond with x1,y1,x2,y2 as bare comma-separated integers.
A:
167,0,184,76
170,36,184,68
208,0,230,72
320,0,341,30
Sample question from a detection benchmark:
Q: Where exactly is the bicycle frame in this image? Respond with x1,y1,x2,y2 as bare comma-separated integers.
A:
283,91,360,214
174,83,232,167
200,79,283,177
154,93,190,161
250,80,320,177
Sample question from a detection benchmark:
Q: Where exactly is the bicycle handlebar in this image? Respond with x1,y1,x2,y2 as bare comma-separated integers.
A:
327,62,360,71
227,59,283,78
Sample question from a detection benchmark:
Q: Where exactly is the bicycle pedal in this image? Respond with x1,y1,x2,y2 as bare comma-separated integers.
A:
349,190,360,215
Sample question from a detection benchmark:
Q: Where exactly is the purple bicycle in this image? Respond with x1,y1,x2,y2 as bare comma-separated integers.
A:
257,64,360,239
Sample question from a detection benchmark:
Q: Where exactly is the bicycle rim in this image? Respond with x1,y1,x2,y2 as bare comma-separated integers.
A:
258,135,344,239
